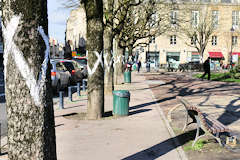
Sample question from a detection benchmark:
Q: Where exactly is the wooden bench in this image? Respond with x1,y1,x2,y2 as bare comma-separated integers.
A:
176,96,231,147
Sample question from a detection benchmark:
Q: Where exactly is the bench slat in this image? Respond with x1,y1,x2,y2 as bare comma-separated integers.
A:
205,114,230,132
176,96,230,134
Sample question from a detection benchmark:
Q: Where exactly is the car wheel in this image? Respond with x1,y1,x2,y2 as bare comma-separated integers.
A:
56,81,61,93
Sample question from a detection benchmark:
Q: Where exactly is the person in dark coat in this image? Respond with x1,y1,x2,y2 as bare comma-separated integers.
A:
201,57,211,80
64,40,72,59
137,60,142,73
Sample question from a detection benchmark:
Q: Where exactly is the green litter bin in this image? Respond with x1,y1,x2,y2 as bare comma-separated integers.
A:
133,64,137,70
113,90,130,116
124,71,131,83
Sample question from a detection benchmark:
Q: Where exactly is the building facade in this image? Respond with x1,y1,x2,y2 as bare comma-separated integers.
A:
66,1,240,68
138,1,240,68
65,6,87,54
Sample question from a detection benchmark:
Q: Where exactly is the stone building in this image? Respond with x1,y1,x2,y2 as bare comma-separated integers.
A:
138,0,240,68
65,6,87,54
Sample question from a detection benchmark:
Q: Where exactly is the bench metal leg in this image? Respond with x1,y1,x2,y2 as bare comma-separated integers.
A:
182,111,189,132
212,132,223,146
192,115,206,147
182,111,195,132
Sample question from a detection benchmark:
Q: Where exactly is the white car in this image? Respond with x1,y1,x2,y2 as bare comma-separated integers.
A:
50,59,72,92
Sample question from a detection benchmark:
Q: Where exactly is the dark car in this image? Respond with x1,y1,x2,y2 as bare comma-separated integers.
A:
62,58,87,85
72,58,88,82
50,59,72,92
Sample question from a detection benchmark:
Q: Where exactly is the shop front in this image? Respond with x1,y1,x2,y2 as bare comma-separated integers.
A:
147,51,159,68
166,52,180,62
208,52,224,70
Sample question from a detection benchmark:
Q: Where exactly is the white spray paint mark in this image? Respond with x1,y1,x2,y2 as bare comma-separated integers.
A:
3,15,50,106
12,40,42,106
37,26,50,84
104,50,113,72
2,16,21,79
113,55,124,68
87,51,103,76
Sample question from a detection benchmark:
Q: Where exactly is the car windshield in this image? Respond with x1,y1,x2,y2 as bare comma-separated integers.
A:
73,58,87,65
72,61,84,69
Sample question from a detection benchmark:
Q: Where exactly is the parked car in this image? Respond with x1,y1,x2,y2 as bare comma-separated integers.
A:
72,58,88,84
50,59,72,92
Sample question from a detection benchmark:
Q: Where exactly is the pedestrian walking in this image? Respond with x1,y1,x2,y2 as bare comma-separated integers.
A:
201,57,211,80
137,60,142,73
64,40,72,59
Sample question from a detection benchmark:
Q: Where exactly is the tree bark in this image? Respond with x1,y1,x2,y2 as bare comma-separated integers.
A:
84,0,104,119
103,0,114,95
114,37,124,85
2,0,56,159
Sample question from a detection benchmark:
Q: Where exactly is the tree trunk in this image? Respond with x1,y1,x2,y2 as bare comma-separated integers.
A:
103,0,114,95
84,1,104,119
128,46,133,62
114,37,124,85
2,0,56,159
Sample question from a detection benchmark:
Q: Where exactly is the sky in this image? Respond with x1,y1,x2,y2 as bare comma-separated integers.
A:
48,0,72,44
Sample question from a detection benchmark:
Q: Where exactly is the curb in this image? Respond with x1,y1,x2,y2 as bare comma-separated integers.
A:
149,88,188,160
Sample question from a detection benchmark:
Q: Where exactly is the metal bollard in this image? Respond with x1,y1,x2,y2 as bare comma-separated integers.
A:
77,82,81,96
82,79,86,91
68,86,72,101
59,91,64,109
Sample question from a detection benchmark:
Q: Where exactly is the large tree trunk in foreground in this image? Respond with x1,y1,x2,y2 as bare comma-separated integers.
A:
114,37,124,85
103,0,114,95
2,0,56,159
84,0,104,119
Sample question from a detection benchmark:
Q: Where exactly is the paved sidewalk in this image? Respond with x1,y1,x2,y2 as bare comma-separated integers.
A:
0,71,187,160
54,72,187,160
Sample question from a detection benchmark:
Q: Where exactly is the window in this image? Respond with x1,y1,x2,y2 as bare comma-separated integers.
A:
232,36,238,45
212,36,217,46
170,10,177,25
170,35,177,45
212,10,219,28
192,11,199,27
232,11,239,28
213,0,219,2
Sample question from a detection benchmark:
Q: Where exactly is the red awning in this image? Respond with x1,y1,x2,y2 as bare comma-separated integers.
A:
232,52,240,56
192,52,199,55
208,52,224,58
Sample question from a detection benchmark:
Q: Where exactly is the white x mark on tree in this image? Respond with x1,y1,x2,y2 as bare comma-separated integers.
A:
2,15,50,106
87,51,104,76
103,50,113,72
113,55,124,68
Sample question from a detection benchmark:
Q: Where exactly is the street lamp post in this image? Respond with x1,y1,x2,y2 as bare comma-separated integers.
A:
230,27,234,69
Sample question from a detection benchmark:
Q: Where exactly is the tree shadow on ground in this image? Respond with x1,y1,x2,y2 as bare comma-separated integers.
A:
122,129,201,160
144,73,240,127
